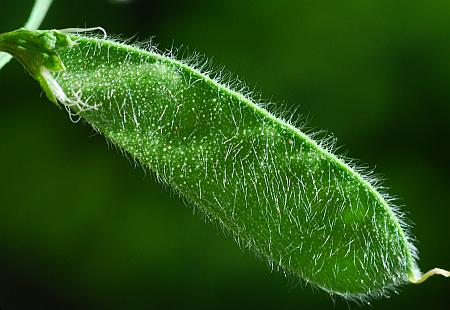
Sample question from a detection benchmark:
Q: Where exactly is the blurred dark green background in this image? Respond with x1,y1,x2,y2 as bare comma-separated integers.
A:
0,0,449,309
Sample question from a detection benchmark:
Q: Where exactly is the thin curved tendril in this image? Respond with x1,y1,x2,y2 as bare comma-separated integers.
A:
0,0,54,71
59,27,108,39
410,268,450,284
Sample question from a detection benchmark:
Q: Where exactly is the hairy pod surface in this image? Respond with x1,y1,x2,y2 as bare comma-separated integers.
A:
0,29,422,300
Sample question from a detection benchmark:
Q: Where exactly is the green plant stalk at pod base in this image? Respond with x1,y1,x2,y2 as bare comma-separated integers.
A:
0,27,448,301
0,0,54,70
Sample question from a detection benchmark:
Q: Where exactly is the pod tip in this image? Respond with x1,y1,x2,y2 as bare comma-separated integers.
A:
410,268,450,284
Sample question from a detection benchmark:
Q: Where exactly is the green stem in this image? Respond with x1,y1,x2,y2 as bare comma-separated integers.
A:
0,0,54,71
0,29,72,104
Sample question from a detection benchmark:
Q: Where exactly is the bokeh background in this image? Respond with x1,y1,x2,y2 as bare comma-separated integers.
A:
0,0,449,309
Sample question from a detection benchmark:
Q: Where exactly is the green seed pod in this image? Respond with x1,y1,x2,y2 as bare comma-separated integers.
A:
0,28,448,301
